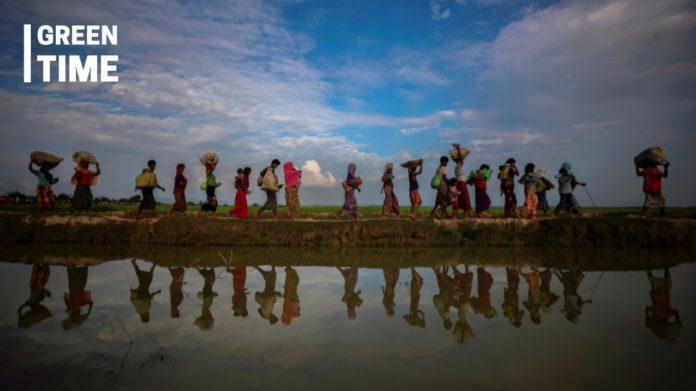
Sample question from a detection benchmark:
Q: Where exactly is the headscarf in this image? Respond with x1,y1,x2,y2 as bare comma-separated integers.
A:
561,162,573,175
383,163,394,182
283,161,301,188
347,163,356,181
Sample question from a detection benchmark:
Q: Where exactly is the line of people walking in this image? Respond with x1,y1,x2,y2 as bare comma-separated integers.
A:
26,145,670,219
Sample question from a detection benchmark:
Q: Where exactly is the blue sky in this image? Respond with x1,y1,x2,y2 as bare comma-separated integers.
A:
0,0,694,206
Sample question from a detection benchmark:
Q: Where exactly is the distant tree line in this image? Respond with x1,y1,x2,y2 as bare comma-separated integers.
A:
0,191,143,205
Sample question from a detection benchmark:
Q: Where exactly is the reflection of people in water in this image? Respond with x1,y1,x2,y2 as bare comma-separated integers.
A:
645,269,681,341
452,265,474,343
337,266,362,320
255,266,281,324
18,264,52,329
168,267,185,319
381,267,399,317
555,269,589,323
521,267,542,325
129,259,161,323
502,267,524,327
63,265,93,330
539,268,559,314
451,265,473,309
432,265,454,329
195,267,218,330
281,266,301,325
227,266,248,318
403,267,425,328
472,267,497,319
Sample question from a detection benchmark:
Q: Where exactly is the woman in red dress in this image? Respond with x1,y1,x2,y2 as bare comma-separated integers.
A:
229,167,251,219
171,163,187,213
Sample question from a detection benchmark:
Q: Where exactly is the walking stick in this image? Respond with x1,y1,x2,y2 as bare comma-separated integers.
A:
582,186,598,208
587,271,605,304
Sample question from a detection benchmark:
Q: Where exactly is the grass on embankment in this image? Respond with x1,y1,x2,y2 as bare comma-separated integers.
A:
3,203,696,219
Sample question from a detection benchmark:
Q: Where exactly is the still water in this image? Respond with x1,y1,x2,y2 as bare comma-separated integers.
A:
0,246,695,390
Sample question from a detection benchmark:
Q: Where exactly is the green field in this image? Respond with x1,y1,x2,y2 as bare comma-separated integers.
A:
2,202,695,218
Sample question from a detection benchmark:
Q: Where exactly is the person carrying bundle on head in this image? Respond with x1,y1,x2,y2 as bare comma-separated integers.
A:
28,153,61,213
635,148,670,219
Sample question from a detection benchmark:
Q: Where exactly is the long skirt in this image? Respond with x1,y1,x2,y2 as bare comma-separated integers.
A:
286,186,300,215
382,184,399,214
201,185,218,212
172,190,187,212
503,184,517,217
536,192,549,214
72,184,93,211
140,187,156,210
475,188,491,213
262,191,278,212
556,193,575,214
229,188,248,219
409,189,422,206
524,187,537,216
341,189,358,216
456,181,471,211
36,185,55,212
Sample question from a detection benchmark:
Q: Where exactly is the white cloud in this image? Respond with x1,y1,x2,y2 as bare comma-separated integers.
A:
431,0,452,21
443,0,696,206
300,160,337,188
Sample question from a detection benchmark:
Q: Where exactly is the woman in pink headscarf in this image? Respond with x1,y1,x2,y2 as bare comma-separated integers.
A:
171,163,187,213
283,161,302,219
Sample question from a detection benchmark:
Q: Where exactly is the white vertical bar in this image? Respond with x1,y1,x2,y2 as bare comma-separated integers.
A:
23,24,31,83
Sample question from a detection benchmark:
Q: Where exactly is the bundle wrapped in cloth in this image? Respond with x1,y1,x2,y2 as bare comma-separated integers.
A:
135,170,157,189
400,158,423,169
259,168,279,192
30,151,63,168
342,177,362,191
199,152,219,166
448,144,470,161
634,147,668,168
72,151,98,165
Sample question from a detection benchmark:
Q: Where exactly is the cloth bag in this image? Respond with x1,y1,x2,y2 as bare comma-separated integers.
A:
135,171,157,189
448,145,470,161
72,151,97,165
199,152,219,166
260,168,279,192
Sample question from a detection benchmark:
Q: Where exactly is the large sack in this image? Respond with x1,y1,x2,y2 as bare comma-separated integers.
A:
634,147,668,168
448,145,470,161
199,152,219,166
260,168,279,192
400,158,423,168
135,171,157,189
30,151,63,168
72,151,97,165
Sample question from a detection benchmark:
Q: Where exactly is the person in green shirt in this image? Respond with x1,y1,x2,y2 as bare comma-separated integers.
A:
200,161,221,214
